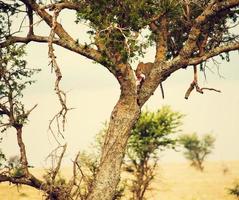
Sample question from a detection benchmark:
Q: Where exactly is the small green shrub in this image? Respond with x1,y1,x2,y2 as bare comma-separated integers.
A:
229,183,239,199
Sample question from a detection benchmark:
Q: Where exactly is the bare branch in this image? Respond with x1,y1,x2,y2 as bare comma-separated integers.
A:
185,65,221,99
69,152,81,188
200,87,221,93
51,144,67,182
23,104,38,118
0,35,58,47
47,8,70,138
25,2,34,36
0,174,33,185
185,82,195,99
0,172,51,195
0,104,10,117
68,152,88,199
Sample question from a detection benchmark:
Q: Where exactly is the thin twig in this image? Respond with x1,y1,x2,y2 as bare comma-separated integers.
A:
200,87,221,93
69,152,81,188
51,144,67,182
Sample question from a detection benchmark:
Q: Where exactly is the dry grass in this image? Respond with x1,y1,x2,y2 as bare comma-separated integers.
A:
0,161,238,200
146,160,239,200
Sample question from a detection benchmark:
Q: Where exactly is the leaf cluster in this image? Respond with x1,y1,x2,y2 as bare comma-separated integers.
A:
75,0,239,63
0,0,21,40
0,45,38,99
167,1,239,60
7,155,24,178
0,155,24,178
0,45,40,130
76,0,183,61
127,106,183,162
76,0,158,31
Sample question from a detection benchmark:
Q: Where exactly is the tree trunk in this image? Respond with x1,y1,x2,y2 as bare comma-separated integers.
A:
15,126,30,175
134,170,144,200
133,161,149,200
86,92,140,200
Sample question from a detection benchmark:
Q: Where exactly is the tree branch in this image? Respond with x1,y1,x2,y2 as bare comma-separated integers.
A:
0,104,10,117
184,65,221,99
0,173,49,192
47,8,70,137
188,41,239,66
154,15,168,62
25,2,34,36
179,0,239,59
19,0,103,64
138,0,239,106
0,34,103,66
0,35,58,47
0,174,32,185
51,144,67,182
39,1,82,11
15,127,30,175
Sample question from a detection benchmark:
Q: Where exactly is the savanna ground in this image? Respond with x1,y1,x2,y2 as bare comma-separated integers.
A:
0,160,238,200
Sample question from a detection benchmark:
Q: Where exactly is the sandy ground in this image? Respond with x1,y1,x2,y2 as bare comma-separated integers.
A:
0,160,238,200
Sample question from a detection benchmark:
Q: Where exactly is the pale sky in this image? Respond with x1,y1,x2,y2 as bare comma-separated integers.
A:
1,11,239,167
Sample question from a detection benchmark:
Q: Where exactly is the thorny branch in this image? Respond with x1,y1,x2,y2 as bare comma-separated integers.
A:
49,144,67,183
42,144,69,198
73,156,87,199
48,8,69,141
73,161,88,199
68,152,96,200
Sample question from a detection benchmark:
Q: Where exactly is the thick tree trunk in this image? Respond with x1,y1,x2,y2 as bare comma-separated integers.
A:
86,92,140,200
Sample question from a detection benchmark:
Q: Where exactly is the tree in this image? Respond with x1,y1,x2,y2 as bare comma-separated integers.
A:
179,133,215,171
125,106,183,200
75,106,183,200
0,44,39,174
0,0,239,199
229,182,239,199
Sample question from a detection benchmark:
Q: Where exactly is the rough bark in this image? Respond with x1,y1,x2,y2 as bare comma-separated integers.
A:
1,1,239,200
87,87,140,200
16,127,30,175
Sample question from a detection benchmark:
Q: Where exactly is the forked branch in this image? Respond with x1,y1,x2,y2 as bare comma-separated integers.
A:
185,65,221,99
51,144,67,182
